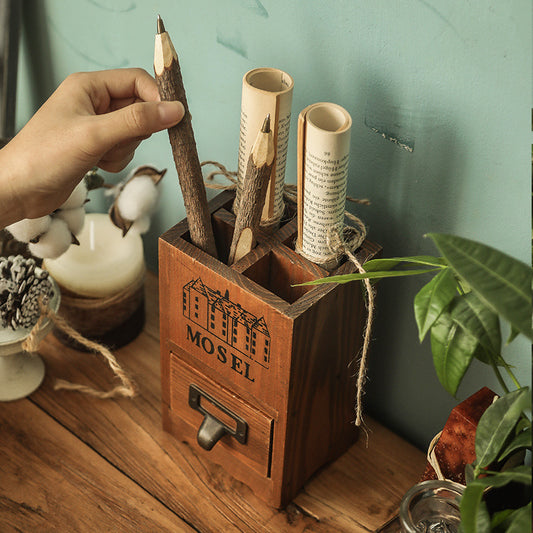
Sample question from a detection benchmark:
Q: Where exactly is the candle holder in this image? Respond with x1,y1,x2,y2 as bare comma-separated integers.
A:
43,213,146,350
51,276,145,351
0,269,60,401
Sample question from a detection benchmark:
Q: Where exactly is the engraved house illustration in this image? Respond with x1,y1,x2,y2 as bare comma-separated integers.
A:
183,278,271,368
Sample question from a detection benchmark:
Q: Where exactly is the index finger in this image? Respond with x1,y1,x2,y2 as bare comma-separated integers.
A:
89,68,161,107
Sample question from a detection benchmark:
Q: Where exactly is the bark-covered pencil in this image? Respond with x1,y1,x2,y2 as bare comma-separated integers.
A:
154,15,218,259
228,114,275,265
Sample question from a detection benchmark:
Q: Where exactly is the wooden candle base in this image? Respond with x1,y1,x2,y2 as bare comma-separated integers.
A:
159,191,381,508
53,273,146,351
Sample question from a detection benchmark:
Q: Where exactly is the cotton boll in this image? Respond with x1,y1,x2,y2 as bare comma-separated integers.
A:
104,184,120,199
132,215,151,235
28,218,72,259
6,215,51,242
60,180,88,210
56,207,86,236
116,176,160,221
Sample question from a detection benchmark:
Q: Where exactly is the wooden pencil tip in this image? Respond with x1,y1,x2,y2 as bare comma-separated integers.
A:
261,114,271,133
157,14,165,34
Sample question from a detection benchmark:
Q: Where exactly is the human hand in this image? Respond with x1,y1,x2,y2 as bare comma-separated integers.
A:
0,68,184,226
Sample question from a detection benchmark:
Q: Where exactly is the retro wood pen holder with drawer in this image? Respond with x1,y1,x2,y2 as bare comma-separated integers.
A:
159,190,381,508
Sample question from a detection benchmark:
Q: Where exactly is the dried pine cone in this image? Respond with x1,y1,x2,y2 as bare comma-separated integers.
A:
0,255,54,330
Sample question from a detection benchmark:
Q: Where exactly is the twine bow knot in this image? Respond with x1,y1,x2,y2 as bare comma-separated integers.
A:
22,297,136,399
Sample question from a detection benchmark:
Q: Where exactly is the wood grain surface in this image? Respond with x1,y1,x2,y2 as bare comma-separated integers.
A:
0,271,426,532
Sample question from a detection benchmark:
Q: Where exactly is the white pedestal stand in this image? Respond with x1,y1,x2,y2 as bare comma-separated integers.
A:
0,272,60,401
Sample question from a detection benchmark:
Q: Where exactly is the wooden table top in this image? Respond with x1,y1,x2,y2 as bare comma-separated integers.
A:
0,272,426,532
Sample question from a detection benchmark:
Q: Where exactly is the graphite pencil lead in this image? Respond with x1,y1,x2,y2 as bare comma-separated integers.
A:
261,114,271,133
157,14,165,34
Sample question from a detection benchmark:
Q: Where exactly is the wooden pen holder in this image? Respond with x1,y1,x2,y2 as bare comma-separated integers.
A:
159,190,381,508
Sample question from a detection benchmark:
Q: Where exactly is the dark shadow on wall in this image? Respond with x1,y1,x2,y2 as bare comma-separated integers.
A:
20,0,56,113
348,66,465,256
343,64,467,449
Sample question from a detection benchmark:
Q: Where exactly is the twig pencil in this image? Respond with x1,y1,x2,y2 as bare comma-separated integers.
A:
228,115,275,265
154,15,218,259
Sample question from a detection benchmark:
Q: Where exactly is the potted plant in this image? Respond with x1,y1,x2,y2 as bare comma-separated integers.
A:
307,233,531,532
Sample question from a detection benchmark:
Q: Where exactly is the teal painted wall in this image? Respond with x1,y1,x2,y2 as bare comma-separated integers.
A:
15,1,531,450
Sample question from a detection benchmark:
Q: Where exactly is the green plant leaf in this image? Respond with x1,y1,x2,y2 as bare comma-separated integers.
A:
490,502,532,532
460,472,531,533
449,292,503,365
471,344,506,368
460,481,490,533
362,258,400,272
430,312,478,396
296,268,440,286
515,417,531,434
414,268,457,342
505,502,532,533
475,388,531,470
473,465,532,488
491,509,514,531
498,429,532,462
364,255,447,272
427,233,533,340
506,326,520,345
465,462,475,484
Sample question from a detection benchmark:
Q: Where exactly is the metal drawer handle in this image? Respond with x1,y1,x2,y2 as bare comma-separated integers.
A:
188,384,248,451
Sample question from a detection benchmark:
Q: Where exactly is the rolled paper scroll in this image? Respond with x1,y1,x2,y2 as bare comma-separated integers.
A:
296,102,352,270
235,67,293,232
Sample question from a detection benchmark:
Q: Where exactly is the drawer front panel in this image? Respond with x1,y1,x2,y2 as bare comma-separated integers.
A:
170,353,273,478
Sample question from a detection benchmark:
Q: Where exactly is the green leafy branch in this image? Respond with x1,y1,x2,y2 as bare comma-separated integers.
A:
301,233,532,531
302,233,532,396
461,388,531,533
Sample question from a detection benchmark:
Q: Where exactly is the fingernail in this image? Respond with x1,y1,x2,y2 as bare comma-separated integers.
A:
158,101,185,125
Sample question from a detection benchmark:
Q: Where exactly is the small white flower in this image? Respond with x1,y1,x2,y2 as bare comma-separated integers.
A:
131,215,151,235
6,215,52,243
109,166,166,236
28,218,72,259
116,175,160,222
55,206,86,236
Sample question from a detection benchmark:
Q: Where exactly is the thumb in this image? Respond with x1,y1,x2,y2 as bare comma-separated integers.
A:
95,100,185,147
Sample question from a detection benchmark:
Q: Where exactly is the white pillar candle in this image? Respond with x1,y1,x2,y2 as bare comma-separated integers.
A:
43,213,145,298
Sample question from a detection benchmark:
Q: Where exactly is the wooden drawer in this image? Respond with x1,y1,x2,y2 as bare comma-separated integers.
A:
169,353,273,478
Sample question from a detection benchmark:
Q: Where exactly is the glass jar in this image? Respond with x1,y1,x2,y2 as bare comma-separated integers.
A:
399,480,465,533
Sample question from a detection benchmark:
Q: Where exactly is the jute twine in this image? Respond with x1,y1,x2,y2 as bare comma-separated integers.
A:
21,297,136,399
202,161,284,232
427,430,447,481
58,272,145,337
327,224,375,429
202,161,369,232
202,160,238,188
294,218,367,271
202,160,374,428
